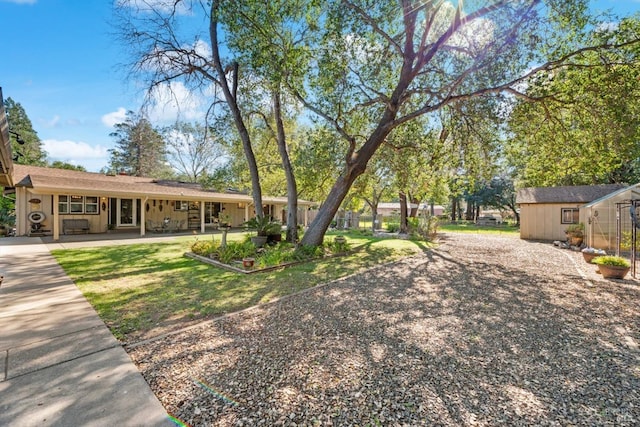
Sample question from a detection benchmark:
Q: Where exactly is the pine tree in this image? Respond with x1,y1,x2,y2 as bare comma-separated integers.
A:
107,110,172,177
4,97,47,166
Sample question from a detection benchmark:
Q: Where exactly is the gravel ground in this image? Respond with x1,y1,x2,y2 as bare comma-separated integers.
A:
128,233,640,426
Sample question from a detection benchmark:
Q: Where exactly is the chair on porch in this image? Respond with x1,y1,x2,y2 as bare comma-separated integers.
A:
167,219,182,233
146,220,161,233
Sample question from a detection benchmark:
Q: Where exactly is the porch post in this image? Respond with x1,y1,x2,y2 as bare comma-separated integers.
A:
52,194,60,241
140,196,148,236
245,203,250,222
305,207,309,227
200,201,205,233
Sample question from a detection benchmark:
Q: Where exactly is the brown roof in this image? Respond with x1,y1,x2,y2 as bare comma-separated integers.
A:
12,165,313,205
516,184,626,204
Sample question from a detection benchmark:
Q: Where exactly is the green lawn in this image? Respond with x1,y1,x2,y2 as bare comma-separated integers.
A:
51,232,427,342
438,222,520,235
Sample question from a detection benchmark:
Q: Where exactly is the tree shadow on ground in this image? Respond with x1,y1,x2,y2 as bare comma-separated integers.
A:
128,236,640,425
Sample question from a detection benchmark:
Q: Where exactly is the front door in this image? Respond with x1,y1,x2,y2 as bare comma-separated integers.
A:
117,198,136,227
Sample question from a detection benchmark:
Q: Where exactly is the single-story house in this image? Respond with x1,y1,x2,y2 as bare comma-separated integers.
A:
10,164,314,241
516,184,626,242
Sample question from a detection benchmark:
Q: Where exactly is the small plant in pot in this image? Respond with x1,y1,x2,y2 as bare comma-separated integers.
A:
244,216,281,247
592,255,631,279
565,223,584,247
581,247,606,264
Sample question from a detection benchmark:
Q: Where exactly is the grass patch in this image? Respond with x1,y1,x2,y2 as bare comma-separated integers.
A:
439,222,520,236
51,231,426,342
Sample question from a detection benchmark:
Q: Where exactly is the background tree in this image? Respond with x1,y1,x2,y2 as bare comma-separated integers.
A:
115,0,266,220
506,17,640,187
49,161,87,172
107,110,172,178
163,121,227,183
350,153,394,232
4,97,47,166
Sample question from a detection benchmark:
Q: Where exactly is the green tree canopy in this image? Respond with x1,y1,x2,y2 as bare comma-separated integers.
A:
506,17,640,187
4,97,47,166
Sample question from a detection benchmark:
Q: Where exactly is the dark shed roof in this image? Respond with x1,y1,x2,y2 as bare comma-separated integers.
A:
516,184,626,204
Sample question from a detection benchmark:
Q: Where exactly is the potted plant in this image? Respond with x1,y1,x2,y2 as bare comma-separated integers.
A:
218,213,232,229
581,247,606,264
592,255,631,279
244,216,281,247
565,223,584,246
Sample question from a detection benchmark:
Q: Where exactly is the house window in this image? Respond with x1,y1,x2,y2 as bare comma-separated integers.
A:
561,208,579,224
70,195,84,213
174,200,188,211
85,196,99,213
57,195,100,215
58,195,69,214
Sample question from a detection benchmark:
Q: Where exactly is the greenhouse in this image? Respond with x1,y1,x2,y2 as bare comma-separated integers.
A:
581,183,640,250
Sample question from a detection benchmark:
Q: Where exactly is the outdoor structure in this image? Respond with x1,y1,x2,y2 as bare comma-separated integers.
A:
10,165,314,241
516,184,626,242
581,183,640,250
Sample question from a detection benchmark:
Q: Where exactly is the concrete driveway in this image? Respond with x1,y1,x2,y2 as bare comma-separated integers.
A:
0,237,173,426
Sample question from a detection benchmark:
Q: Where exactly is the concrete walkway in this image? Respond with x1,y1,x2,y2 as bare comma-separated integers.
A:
0,237,173,426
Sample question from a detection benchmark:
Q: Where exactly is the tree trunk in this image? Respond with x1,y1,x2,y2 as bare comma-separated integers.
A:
300,173,362,245
210,2,263,218
273,91,298,242
371,205,378,232
465,201,474,221
297,23,420,247
399,192,408,234
409,194,419,218
451,197,457,221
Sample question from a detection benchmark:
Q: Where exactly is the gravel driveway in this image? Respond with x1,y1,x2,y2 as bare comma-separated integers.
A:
128,233,640,426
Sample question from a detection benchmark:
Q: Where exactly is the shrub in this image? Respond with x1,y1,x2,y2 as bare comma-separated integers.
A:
256,244,297,268
386,222,400,233
564,223,584,236
326,237,351,254
191,239,217,256
592,255,631,268
214,241,255,264
294,244,325,260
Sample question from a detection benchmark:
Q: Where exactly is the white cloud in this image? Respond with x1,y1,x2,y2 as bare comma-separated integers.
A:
146,81,204,123
101,107,128,127
42,139,110,160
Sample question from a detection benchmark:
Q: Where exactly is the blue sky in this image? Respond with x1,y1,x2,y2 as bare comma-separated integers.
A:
1,0,639,172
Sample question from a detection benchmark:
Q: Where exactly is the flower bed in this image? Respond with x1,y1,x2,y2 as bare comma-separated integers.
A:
188,235,351,272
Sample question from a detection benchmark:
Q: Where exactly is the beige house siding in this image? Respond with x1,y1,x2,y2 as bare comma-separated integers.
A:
519,202,584,241
12,165,313,240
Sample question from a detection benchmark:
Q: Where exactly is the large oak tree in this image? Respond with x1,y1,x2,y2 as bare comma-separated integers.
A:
115,0,639,245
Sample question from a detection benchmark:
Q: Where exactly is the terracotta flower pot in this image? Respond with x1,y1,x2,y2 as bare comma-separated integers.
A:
582,252,602,264
242,258,255,268
567,234,583,246
597,264,630,279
